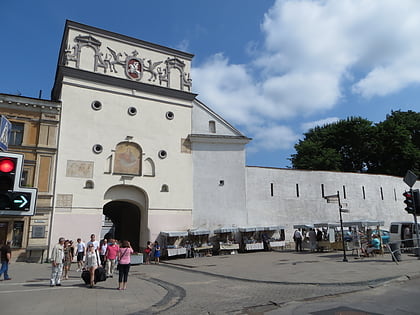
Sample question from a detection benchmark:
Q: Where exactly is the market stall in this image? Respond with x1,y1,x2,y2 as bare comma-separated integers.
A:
261,225,286,250
160,231,188,258
342,220,385,256
214,226,240,255
313,222,340,251
188,228,213,257
239,226,265,252
292,224,314,250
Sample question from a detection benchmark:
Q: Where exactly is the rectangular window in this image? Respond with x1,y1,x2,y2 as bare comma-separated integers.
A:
321,184,325,198
9,123,24,146
394,188,397,201
380,187,384,200
12,221,24,248
296,184,300,197
270,183,274,197
362,186,366,200
343,185,347,199
209,121,216,133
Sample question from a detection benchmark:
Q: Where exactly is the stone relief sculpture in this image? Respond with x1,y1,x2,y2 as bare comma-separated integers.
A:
64,34,192,91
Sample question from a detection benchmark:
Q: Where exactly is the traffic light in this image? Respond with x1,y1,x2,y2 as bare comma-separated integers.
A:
403,190,415,214
0,152,37,216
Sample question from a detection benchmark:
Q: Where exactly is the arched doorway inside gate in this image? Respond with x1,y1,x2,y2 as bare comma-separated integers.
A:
103,201,140,251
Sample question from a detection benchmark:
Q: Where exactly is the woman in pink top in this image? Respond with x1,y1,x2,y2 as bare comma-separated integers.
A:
117,240,133,290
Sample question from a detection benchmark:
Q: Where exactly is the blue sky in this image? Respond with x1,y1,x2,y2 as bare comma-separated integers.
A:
1,0,419,168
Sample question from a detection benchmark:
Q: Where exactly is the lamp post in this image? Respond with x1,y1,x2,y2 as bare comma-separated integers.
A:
324,191,348,262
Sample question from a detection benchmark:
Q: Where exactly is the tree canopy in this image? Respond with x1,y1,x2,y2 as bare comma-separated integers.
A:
289,111,420,177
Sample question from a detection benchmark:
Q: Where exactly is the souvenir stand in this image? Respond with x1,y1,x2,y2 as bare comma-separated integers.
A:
188,229,213,257
292,224,314,250
313,222,340,251
160,231,188,258
214,226,240,255
342,220,385,256
261,225,286,250
239,226,265,252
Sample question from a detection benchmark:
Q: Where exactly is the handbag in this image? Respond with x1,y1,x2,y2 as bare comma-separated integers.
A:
117,248,129,270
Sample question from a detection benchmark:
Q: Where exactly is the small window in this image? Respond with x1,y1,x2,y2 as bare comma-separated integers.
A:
92,144,103,154
84,180,94,189
91,100,102,111
380,187,384,200
9,123,24,146
158,150,167,159
161,184,169,192
270,183,274,197
362,186,366,200
219,180,225,186
321,184,325,198
209,121,216,133
128,107,137,116
343,185,347,199
296,184,300,197
166,111,174,120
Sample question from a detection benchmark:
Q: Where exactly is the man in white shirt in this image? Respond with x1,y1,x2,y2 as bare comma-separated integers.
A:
75,238,86,271
86,234,100,251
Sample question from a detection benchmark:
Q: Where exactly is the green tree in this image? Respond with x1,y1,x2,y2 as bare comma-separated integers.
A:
290,111,420,176
369,110,420,176
290,117,375,172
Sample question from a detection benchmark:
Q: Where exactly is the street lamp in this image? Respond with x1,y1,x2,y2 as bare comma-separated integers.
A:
324,191,348,262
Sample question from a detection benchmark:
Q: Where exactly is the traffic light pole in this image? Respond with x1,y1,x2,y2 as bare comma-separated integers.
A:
412,191,420,258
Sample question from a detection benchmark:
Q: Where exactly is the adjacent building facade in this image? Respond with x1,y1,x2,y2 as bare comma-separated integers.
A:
0,94,60,262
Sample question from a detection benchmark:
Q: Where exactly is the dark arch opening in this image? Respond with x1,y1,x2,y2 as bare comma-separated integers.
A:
103,201,140,251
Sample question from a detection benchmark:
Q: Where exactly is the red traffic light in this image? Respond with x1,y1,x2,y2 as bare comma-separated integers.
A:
0,158,15,173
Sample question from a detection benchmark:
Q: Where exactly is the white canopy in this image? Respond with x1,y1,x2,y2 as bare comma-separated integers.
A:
188,228,211,236
239,226,266,232
264,225,286,231
342,220,384,228
160,231,188,237
214,227,239,233
293,224,314,229
313,222,340,228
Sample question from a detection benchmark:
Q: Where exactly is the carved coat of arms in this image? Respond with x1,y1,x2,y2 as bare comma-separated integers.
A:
125,57,143,81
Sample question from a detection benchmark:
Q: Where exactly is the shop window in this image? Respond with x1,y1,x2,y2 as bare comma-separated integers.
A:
12,221,24,248
10,123,24,146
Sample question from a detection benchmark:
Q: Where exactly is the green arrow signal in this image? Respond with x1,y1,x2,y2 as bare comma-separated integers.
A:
13,195,28,208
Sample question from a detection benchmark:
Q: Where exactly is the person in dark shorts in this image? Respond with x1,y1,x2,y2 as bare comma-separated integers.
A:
75,238,86,272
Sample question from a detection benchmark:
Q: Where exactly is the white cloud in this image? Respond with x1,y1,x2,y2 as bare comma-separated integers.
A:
248,124,299,152
192,0,420,153
301,117,340,132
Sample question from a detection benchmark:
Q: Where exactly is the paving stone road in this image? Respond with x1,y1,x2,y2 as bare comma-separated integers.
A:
1,250,419,314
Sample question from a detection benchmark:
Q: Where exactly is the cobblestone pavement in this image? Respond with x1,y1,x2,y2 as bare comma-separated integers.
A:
1,250,419,314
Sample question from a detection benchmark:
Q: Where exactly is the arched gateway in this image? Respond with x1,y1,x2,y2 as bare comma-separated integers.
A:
102,185,149,252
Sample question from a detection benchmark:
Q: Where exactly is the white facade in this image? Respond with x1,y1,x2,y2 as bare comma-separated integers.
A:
246,167,415,239
49,20,414,252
